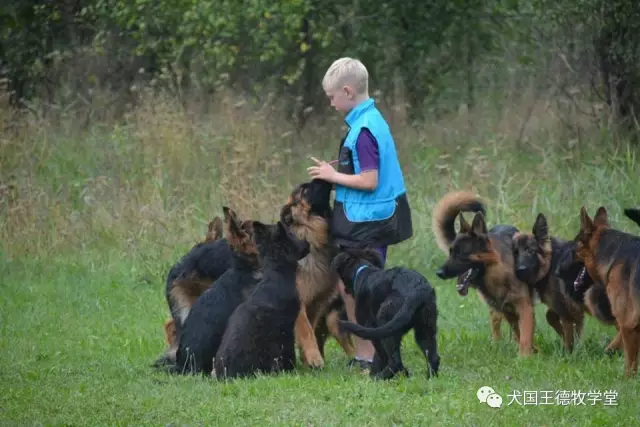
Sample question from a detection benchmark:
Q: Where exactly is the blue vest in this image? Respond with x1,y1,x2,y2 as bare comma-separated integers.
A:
334,98,407,223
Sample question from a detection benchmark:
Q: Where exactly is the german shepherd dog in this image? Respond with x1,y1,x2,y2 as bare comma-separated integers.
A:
332,248,440,380
512,213,586,352
159,217,232,355
171,207,262,376
553,240,621,353
573,206,640,377
433,191,536,357
153,217,233,367
280,178,356,368
549,206,640,355
214,220,310,380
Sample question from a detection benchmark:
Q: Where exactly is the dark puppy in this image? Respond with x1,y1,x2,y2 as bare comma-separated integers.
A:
332,248,440,380
171,207,262,376
214,221,310,380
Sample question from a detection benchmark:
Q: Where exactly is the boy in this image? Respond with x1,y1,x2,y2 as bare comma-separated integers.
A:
308,57,413,372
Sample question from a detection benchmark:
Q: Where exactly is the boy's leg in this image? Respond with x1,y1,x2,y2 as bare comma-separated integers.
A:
342,245,388,371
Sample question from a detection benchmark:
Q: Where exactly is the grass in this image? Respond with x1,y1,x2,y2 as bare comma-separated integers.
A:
1,90,640,426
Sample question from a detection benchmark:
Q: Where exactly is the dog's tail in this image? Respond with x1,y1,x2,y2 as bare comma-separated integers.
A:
624,208,640,228
338,286,433,340
432,191,486,253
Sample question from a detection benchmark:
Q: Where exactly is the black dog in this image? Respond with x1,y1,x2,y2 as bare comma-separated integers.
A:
331,248,440,380
214,220,310,380
171,207,262,376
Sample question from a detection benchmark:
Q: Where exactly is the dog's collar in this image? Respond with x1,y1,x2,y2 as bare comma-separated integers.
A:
352,264,369,293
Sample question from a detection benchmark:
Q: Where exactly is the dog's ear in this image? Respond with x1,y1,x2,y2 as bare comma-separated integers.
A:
226,213,246,240
579,206,594,233
222,206,238,224
532,213,549,245
330,251,350,273
470,212,488,236
593,206,608,227
458,213,471,233
251,220,270,243
208,216,224,240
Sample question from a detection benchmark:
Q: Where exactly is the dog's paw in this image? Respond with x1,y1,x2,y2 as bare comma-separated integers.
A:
518,346,536,357
302,348,325,369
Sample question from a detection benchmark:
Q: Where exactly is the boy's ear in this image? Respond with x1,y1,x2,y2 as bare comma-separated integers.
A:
343,85,356,100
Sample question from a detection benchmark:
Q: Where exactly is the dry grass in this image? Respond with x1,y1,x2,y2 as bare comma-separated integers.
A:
1,85,639,425
0,86,636,263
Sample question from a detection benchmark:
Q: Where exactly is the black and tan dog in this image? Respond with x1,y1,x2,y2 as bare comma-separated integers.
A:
332,248,440,380
214,220,310,380
512,213,587,352
433,191,536,357
544,206,640,355
573,206,640,377
280,178,356,368
171,207,262,376
553,240,621,353
156,216,233,364
154,217,233,367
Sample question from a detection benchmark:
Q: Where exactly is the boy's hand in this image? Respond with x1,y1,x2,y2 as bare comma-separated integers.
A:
307,157,338,182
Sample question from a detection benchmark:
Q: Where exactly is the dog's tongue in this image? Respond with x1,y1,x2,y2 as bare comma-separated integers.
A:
574,267,586,291
457,269,472,296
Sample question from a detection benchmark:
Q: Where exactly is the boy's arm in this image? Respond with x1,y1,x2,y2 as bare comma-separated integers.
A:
308,128,380,192
330,170,378,192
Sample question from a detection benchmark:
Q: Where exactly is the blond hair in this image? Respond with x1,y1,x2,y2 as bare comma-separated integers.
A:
322,57,369,96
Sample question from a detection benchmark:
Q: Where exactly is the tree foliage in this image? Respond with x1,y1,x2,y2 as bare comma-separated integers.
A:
1,0,639,131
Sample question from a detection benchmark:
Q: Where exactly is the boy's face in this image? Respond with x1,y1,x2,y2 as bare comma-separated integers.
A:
325,85,357,114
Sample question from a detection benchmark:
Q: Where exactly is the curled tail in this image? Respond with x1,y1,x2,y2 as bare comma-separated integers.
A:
339,288,432,340
431,191,486,253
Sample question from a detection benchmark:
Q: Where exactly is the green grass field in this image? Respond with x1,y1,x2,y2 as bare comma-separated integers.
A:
2,96,640,425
